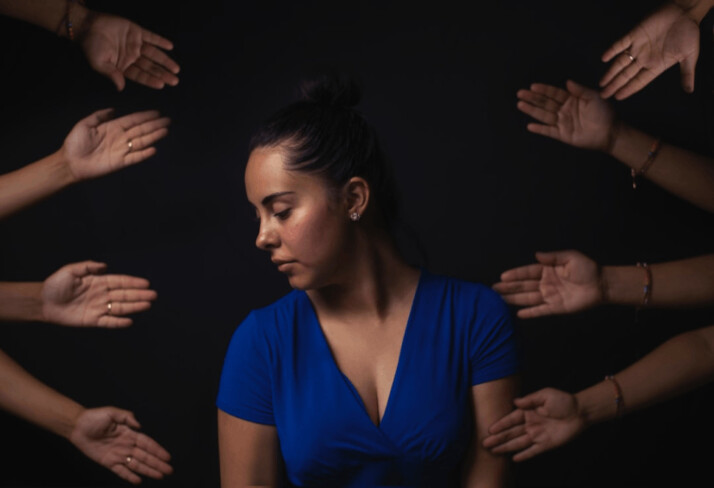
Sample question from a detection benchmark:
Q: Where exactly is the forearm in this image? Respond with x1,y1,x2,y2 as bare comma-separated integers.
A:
0,149,76,219
0,0,89,38
0,282,45,322
674,0,714,22
601,254,714,307
0,349,84,439
576,325,714,425
607,123,714,213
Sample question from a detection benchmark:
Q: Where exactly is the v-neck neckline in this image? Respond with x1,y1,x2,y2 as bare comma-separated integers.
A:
303,269,425,430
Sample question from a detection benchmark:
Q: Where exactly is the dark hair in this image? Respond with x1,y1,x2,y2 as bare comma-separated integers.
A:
248,72,399,226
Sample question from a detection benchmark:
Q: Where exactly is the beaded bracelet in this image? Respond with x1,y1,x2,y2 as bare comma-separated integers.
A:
604,375,625,418
57,0,86,41
631,137,661,189
636,262,652,306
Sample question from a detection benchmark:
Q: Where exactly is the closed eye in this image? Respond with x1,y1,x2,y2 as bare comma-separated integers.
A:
274,209,291,220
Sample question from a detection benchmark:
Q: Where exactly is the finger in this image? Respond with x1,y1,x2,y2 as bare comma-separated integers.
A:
133,56,179,86
600,62,644,99
500,291,543,307
516,101,558,125
127,454,166,479
612,69,659,100
679,51,699,93
97,315,133,328
125,117,171,140
111,464,141,485
516,89,561,112
599,51,636,88
488,409,525,434
529,83,569,104
127,127,170,152
489,433,535,454
526,123,562,141
500,263,544,282
483,424,527,447
601,33,633,62
492,280,541,295
106,301,153,316
67,260,107,277
79,108,115,128
106,275,151,290
513,392,547,410
125,147,158,166
114,110,162,131
108,288,158,303
136,432,172,462
141,44,180,74
124,64,166,90
107,408,142,429
132,449,173,476
141,28,174,51
512,443,547,462
517,304,559,319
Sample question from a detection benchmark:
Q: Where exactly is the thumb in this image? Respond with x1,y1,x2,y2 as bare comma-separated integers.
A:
534,250,572,266
680,50,699,93
107,407,142,429
100,64,126,91
78,108,115,128
565,79,589,97
513,390,548,410
66,260,108,277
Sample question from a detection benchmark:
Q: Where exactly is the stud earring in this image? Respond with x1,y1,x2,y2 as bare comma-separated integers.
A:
349,212,361,222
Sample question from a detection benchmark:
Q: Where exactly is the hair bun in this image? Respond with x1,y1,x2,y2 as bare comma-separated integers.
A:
299,68,362,108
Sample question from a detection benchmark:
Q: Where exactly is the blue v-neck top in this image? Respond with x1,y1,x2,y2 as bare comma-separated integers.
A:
217,271,519,487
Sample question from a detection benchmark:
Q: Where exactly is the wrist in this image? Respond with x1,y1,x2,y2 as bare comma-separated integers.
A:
57,1,91,41
574,381,617,427
604,119,622,156
55,147,82,185
677,0,714,24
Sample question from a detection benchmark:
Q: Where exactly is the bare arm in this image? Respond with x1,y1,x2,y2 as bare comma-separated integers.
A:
0,0,82,36
218,410,282,487
462,375,519,487
484,325,714,461
608,122,714,213
0,349,172,483
0,109,168,220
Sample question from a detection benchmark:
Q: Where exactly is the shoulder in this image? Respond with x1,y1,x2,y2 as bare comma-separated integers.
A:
420,270,509,317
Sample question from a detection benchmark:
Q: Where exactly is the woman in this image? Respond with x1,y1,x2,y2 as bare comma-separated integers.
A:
217,74,520,487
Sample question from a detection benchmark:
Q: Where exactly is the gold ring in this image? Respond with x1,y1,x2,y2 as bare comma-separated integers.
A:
107,302,113,315
126,455,132,465
127,140,133,150
624,51,635,62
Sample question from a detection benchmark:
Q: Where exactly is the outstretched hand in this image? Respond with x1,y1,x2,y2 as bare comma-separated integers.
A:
62,108,170,182
81,13,180,91
483,388,586,462
69,407,173,485
492,250,603,319
516,81,617,152
600,3,700,100
41,261,157,328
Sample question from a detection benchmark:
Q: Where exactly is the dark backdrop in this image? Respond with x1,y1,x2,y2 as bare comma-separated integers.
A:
1,1,714,486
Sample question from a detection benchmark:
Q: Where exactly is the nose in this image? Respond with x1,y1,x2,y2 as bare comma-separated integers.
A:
255,219,279,251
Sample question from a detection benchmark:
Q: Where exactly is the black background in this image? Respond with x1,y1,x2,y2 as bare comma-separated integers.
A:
1,1,714,486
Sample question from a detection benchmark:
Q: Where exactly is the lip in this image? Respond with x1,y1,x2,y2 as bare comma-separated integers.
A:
272,259,296,271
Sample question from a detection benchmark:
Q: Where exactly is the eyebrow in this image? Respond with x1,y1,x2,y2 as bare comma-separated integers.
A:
261,191,295,206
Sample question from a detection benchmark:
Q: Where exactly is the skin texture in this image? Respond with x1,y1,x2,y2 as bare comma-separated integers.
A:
219,145,516,487
0,108,169,219
600,2,702,99
0,349,172,484
0,0,180,91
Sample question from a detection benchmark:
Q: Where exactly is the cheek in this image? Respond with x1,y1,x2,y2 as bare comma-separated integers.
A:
286,206,345,262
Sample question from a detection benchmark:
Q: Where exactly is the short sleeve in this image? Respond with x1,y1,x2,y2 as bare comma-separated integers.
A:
216,311,275,425
469,287,520,386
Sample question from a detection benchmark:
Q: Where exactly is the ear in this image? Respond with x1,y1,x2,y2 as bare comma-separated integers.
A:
342,176,370,220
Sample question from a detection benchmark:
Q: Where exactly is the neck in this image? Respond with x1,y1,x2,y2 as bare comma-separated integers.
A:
307,228,420,323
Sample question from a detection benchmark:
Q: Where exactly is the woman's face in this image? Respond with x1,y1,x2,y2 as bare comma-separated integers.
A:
245,146,352,290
